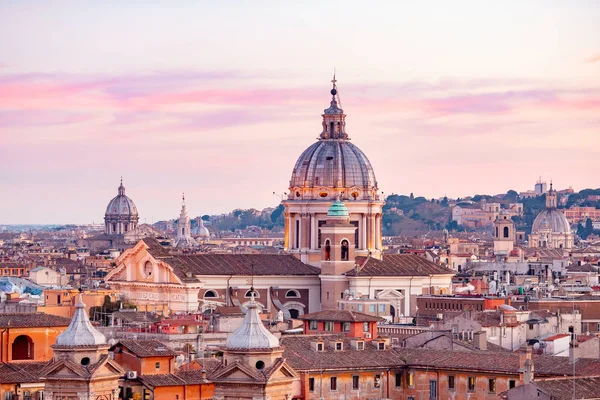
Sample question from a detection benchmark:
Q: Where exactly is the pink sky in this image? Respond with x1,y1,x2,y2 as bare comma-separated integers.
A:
0,1,599,224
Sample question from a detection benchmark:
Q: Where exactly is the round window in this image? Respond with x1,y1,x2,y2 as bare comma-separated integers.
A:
81,357,90,366
255,360,265,370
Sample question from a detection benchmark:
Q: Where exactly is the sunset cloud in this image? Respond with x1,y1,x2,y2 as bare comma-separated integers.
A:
584,54,600,64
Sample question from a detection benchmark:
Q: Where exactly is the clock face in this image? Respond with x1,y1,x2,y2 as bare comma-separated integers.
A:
144,261,153,277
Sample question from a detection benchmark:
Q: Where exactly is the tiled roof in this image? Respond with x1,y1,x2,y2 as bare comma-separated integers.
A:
139,373,185,387
533,377,600,400
281,334,406,371
178,358,221,372
142,238,320,281
0,312,71,328
112,311,160,324
0,362,50,383
298,310,382,323
347,254,454,277
111,340,177,357
567,263,598,272
542,334,570,341
176,370,211,385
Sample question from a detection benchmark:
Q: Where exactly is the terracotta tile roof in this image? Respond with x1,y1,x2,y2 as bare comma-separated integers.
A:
0,362,50,383
0,312,71,328
533,377,600,400
542,334,570,341
175,370,211,385
178,358,221,373
111,340,177,357
112,311,160,324
281,334,406,371
142,238,320,282
139,373,186,387
347,254,454,277
298,310,382,323
213,306,245,316
567,263,598,272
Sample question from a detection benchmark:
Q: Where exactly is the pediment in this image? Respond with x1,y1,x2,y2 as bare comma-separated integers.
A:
376,288,404,300
211,362,263,382
266,362,299,381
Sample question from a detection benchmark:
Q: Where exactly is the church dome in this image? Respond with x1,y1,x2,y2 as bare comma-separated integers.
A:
105,180,138,217
55,294,107,347
288,77,378,201
532,209,571,234
196,219,210,238
226,292,279,350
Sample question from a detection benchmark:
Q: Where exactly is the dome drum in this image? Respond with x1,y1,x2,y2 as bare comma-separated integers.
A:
104,180,139,235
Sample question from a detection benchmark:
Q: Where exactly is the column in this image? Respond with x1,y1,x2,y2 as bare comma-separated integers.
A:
310,214,316,249
361,214,367,249
284,212,290,250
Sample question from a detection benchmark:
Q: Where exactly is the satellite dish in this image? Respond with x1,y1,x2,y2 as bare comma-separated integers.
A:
176,354,185,363
533,342,540,350
108,339,117,346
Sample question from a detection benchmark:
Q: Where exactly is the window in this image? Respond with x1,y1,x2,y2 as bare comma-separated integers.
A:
285,290,300,298
317,343,324,351
379,304,385,313
324,239,331,260
330,377,337,391
429,380,437,400
369,304,376,313
509,380,516,389
468,377,476,392
155,362,160,369
528,324,534,330
352,375,359,390
343,322,351,332
503,226,509,238
488,378,496,393
448,375,455,390
335,342,343,351
324,321,334,331
204,290,217,298
407,372,415,387
244,290,259,298
378,342,385,350
309,377,315,392
357,304,363,312
374,374,381,388
363,322,369,332
12,335,34,360
395,372,402,387
326,292,330,300
295,220,300,248
351,221,359,248
341,240,349,260
309,320,318,330
357,341,364,350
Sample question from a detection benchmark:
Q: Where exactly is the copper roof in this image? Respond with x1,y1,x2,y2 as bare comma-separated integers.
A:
347,254,454,277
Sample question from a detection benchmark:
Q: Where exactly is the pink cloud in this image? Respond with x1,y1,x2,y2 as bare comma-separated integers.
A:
0,109,92,127
584,54,600,64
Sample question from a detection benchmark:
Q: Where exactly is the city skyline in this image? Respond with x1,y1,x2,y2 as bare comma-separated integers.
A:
1,1,599,224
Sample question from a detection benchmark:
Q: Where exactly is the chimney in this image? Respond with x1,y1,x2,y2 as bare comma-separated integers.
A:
519,346,534,384
569,340,579,365
201,369,207,380
473,331,487,350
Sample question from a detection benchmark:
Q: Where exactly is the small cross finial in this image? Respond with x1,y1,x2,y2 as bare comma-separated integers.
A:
182,192,185,201
331,70,337,88
120,176,123,185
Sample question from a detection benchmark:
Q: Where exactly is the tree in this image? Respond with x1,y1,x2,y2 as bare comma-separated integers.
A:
201,215,210,221
506,190,519,201
440,197,449,207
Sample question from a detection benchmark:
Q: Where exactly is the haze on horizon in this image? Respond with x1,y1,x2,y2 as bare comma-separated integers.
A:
1,1,599,224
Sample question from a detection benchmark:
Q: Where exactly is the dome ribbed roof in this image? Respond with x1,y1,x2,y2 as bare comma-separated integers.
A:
532,209,571,234
327,199,349,217
55,294,107,346
290,140,377,190
225,293,279,350
105,180,138,217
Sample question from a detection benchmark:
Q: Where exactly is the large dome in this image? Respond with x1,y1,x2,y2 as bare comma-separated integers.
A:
287,78,378,201
291,140,377,190
105,181,138,217
532,209,571,234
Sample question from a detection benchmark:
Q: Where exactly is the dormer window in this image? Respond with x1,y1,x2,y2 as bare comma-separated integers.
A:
311,341,325,352
357,341,364,350
335,342,343,351
378,342,385,350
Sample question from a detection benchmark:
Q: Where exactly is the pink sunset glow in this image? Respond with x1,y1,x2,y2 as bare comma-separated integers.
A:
0,1,599,224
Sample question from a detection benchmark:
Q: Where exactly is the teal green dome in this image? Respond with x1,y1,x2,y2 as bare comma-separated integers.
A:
327,199,349,217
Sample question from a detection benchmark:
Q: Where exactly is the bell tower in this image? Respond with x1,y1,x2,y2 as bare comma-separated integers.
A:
319,199,355,309
493,211,515,256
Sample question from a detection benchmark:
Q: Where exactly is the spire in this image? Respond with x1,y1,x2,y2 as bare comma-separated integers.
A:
225,289,279,350
320,73,348,140
118,177,125,196
55,292,107,347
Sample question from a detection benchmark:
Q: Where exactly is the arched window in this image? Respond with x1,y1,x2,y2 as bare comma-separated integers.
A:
495,227,499,237
289,309,300,319
503,226,509,238
204,290,218,298
325,240,331,261
285,290,300,298
12,335,34,360
245,290,260,298
341,240,349,261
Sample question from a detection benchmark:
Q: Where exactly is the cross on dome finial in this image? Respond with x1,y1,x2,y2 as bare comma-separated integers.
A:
331,70,337,96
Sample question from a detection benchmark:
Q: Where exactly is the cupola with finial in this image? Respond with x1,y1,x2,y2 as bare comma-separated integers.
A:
320,73,348,140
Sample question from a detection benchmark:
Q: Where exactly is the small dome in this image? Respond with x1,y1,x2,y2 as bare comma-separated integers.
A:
197,219,210,238
499,210,510,216
105,181,138,217
55,294,107,346
225,293,279,350
327,199,349,217
532,209,571,234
